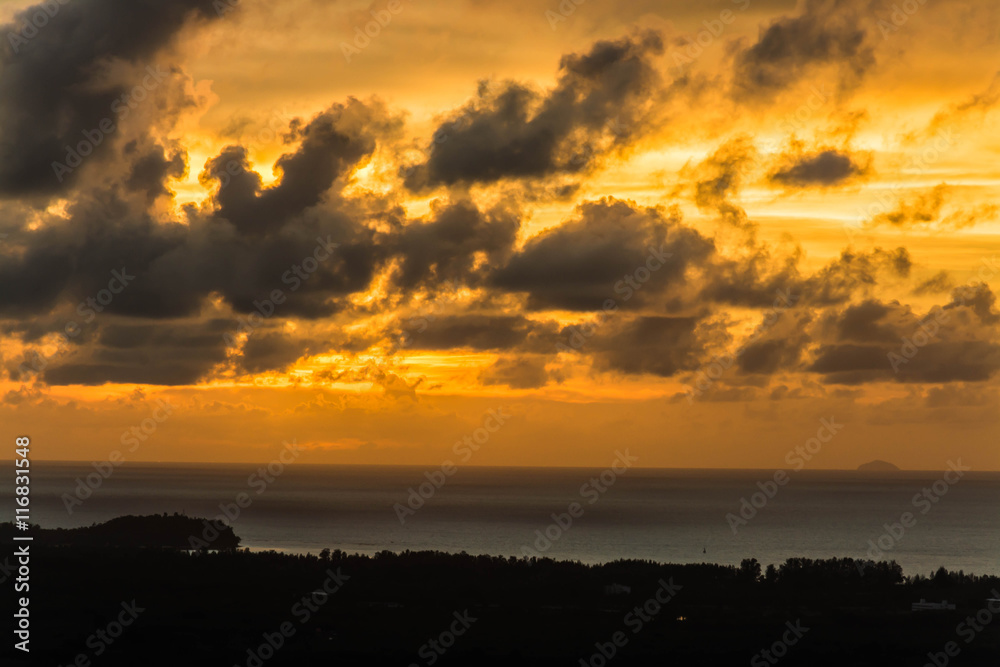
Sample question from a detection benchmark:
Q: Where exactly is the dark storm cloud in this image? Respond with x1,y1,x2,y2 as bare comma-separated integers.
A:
124,143,186,200
768,148,871,187
823,300,901,343
736,311,812,375
491,198,713,311
587,316,705,377
945,282,1000,325
201,99,395,236
807,288,1000,384
390,200,519,289
808,341,1000,384
40,318,232,385
699,246,800,308
479,356,550,389
0,0,225,196
802,247,911,305
403,31,665,189
238,331,316,374
0,99,403,323
731,0,876,101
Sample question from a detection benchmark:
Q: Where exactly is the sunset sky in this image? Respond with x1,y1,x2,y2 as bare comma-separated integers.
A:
1,0,999,470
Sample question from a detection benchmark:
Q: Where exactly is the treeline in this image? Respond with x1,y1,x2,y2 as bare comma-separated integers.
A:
0,513,240,549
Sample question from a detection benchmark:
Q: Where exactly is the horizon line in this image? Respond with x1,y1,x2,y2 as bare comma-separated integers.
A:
5,459,998,474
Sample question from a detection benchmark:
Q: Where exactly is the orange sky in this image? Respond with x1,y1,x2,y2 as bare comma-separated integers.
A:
1,0,998,470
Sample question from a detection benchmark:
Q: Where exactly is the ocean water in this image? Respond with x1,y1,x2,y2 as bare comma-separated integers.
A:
5,462,999,577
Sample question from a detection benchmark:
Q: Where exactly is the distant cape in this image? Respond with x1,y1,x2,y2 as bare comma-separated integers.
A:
857,460,901,472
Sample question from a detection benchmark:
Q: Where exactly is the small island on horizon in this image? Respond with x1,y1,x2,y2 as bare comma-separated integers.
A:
857,460,902,472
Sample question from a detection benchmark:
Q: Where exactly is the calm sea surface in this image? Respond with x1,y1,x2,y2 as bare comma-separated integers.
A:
5,462,999,576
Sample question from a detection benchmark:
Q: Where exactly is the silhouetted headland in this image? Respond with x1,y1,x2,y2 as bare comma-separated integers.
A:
4,515,998,667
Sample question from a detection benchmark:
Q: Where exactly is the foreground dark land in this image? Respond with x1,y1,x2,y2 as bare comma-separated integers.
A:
3,516,999,666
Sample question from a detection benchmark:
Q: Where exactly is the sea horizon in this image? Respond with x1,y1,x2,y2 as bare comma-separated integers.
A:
7,461,998,578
